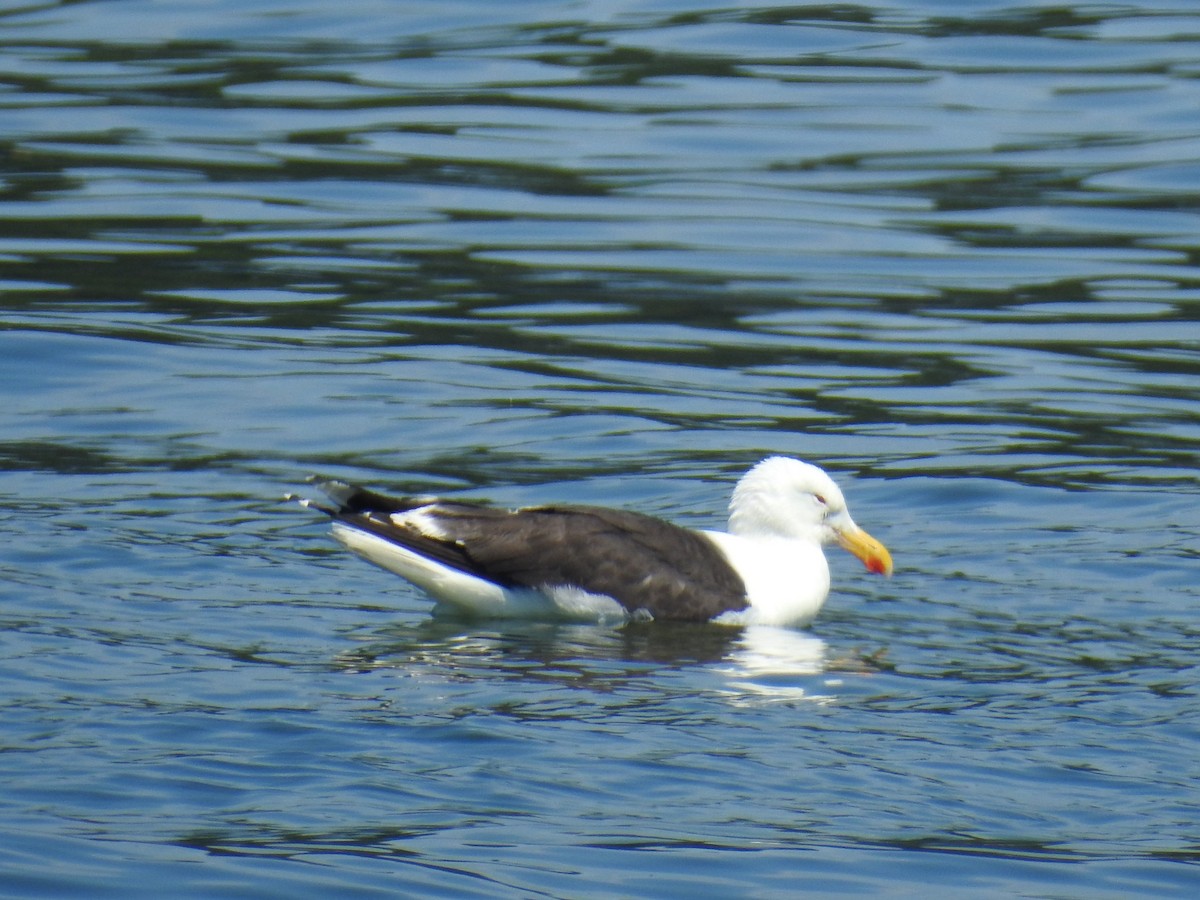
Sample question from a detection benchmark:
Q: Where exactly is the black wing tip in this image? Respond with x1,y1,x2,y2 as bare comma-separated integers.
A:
289,476,430,517
286,476,358,517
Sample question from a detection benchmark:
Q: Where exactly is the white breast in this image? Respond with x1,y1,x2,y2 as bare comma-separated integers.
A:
701,531,831,628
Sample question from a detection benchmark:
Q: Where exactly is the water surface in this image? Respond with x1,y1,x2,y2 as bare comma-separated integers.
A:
1,1,1198,896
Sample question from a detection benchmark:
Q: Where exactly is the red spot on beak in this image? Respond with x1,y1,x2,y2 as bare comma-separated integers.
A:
837,527,893,577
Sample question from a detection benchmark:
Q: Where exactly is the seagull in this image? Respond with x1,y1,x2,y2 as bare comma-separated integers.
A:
292,456,892,627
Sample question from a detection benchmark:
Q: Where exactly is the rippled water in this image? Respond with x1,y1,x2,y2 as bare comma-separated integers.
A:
2,1,1199,896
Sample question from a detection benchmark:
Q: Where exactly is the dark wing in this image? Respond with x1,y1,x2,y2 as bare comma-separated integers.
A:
304,480,748,622
420,503,749,622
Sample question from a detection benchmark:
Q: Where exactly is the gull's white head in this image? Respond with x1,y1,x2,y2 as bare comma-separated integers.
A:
728,456,893,576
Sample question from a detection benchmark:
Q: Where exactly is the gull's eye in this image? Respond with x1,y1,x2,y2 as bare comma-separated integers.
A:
813,494,827,506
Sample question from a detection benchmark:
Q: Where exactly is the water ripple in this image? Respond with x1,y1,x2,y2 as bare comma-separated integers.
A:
3,1,1200,896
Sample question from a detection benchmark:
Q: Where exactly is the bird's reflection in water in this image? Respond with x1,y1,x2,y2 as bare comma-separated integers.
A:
716,625,837,705
335,617,885,709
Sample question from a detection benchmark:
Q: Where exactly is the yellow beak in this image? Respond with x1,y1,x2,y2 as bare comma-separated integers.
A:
836,526,893,576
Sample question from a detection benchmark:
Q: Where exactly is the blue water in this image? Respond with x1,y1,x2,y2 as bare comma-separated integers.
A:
2,1,1199,896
